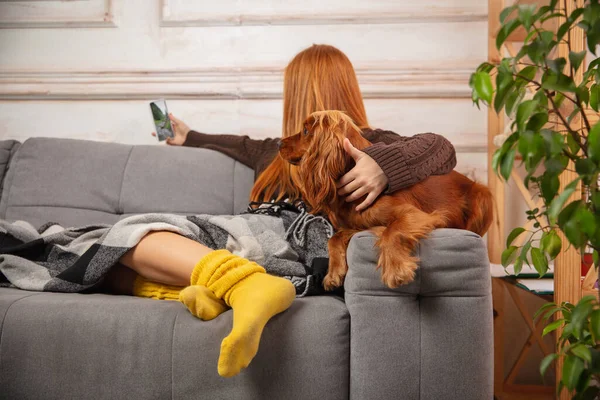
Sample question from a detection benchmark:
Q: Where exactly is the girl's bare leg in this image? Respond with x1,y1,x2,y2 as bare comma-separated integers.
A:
106,230,296,378
119,231,214,286
98,263,138,295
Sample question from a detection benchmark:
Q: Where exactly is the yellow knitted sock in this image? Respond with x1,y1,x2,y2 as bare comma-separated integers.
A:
190,249,296,377
133,275,181,300
133,276,228,321
178,285,229,321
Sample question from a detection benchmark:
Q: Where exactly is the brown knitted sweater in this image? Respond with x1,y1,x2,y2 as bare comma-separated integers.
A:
183,128,456,193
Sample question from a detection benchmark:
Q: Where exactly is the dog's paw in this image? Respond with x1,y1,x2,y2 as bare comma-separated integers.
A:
378,249,418,288
377,244,419,288
323,272,345,291
380,262,417,288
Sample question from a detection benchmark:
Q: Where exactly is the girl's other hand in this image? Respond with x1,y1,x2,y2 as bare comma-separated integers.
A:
336,139,388,211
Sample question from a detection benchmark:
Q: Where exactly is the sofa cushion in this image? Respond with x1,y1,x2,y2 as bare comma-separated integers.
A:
0,288,350,400
0,138,254,229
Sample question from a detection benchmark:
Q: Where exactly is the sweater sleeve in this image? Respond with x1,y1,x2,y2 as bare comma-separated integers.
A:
182,130,279,171
362,130,457,193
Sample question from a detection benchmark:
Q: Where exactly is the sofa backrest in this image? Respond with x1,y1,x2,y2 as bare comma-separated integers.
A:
0,138,254,229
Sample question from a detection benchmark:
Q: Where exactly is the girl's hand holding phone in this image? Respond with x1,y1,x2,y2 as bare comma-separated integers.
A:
151,114,190,146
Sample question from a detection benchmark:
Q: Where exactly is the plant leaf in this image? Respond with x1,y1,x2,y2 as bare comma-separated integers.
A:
516,100,538,131
500,148,516,181
575,158,597,175
566,132,581,154
575,206,598,238
545,156,568,177
591,84,600,112
506,227,526,248
588,121,600,164
471,72,493,105
548,178,581,224
590,310,600,343
587,21,600,56
543,319,564,336
500,5,517,24
541,129,565,157
501,245,519,267
505,89,524,117
562,355,585,390
557,20,571,41
526,113,549,132
542,307,565,321
518,4,537,30
513,256,524,275
541,172,560,203
569,50,587,72
541,72,577,93
531,247,549,276
570,344,592,364
571,296,595,340
491,149,503,177
517,65,537,82
520,240,532,269
547,57,567,74
540,353,558,377
577,85,590,106
497,19,522,50
559,201,587,249
494,70,514,113
540,230,562,260
534,302,559,320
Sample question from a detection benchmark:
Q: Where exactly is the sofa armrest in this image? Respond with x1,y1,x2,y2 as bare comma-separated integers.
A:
344,228,493,400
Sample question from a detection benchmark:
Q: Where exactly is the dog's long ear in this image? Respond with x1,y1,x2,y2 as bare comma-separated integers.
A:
299,124,347,215
345,121,371,152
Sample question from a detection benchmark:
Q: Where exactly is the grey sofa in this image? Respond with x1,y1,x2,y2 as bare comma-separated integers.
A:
0,137,493,400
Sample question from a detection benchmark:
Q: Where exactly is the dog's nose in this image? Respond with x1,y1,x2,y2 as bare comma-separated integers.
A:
276,139,282,149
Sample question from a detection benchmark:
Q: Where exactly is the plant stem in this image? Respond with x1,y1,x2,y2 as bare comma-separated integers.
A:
562,149,579,162
576,95,592,134
547,89,588,153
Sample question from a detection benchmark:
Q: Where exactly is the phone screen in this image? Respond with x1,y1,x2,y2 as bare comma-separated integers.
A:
150,99,175,141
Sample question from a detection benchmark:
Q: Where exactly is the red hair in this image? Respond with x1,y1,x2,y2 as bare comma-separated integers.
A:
250,44,368,203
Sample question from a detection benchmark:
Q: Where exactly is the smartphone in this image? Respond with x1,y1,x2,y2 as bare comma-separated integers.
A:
150,99,175,141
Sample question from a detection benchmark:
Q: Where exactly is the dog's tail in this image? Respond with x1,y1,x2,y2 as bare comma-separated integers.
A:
465,182,494,236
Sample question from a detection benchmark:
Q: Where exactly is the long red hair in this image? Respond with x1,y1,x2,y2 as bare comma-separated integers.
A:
250,44,369,203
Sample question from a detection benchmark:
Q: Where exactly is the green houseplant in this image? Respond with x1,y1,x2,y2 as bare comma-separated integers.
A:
469,0,600,397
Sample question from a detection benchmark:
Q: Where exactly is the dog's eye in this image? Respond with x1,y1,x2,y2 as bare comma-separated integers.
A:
304,128,309,136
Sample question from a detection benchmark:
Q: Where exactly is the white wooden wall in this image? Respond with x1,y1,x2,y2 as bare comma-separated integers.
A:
0,0,488,181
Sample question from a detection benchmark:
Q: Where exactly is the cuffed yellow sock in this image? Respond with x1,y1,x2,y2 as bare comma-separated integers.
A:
133,275,181,301
190,249,296,377
133,275,228,321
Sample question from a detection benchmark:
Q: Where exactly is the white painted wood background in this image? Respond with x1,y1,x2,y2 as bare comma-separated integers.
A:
0,0,488,183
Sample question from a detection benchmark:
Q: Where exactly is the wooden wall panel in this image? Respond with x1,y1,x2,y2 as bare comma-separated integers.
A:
0,0,489,190
161,0,486,26
0,0,114,28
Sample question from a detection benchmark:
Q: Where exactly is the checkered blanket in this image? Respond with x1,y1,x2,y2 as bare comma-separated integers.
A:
0,202,333,297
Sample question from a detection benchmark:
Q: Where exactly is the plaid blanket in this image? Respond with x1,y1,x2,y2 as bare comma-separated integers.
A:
0,202,333,297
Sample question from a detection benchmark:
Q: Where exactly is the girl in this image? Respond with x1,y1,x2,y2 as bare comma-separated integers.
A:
117,44,456,377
